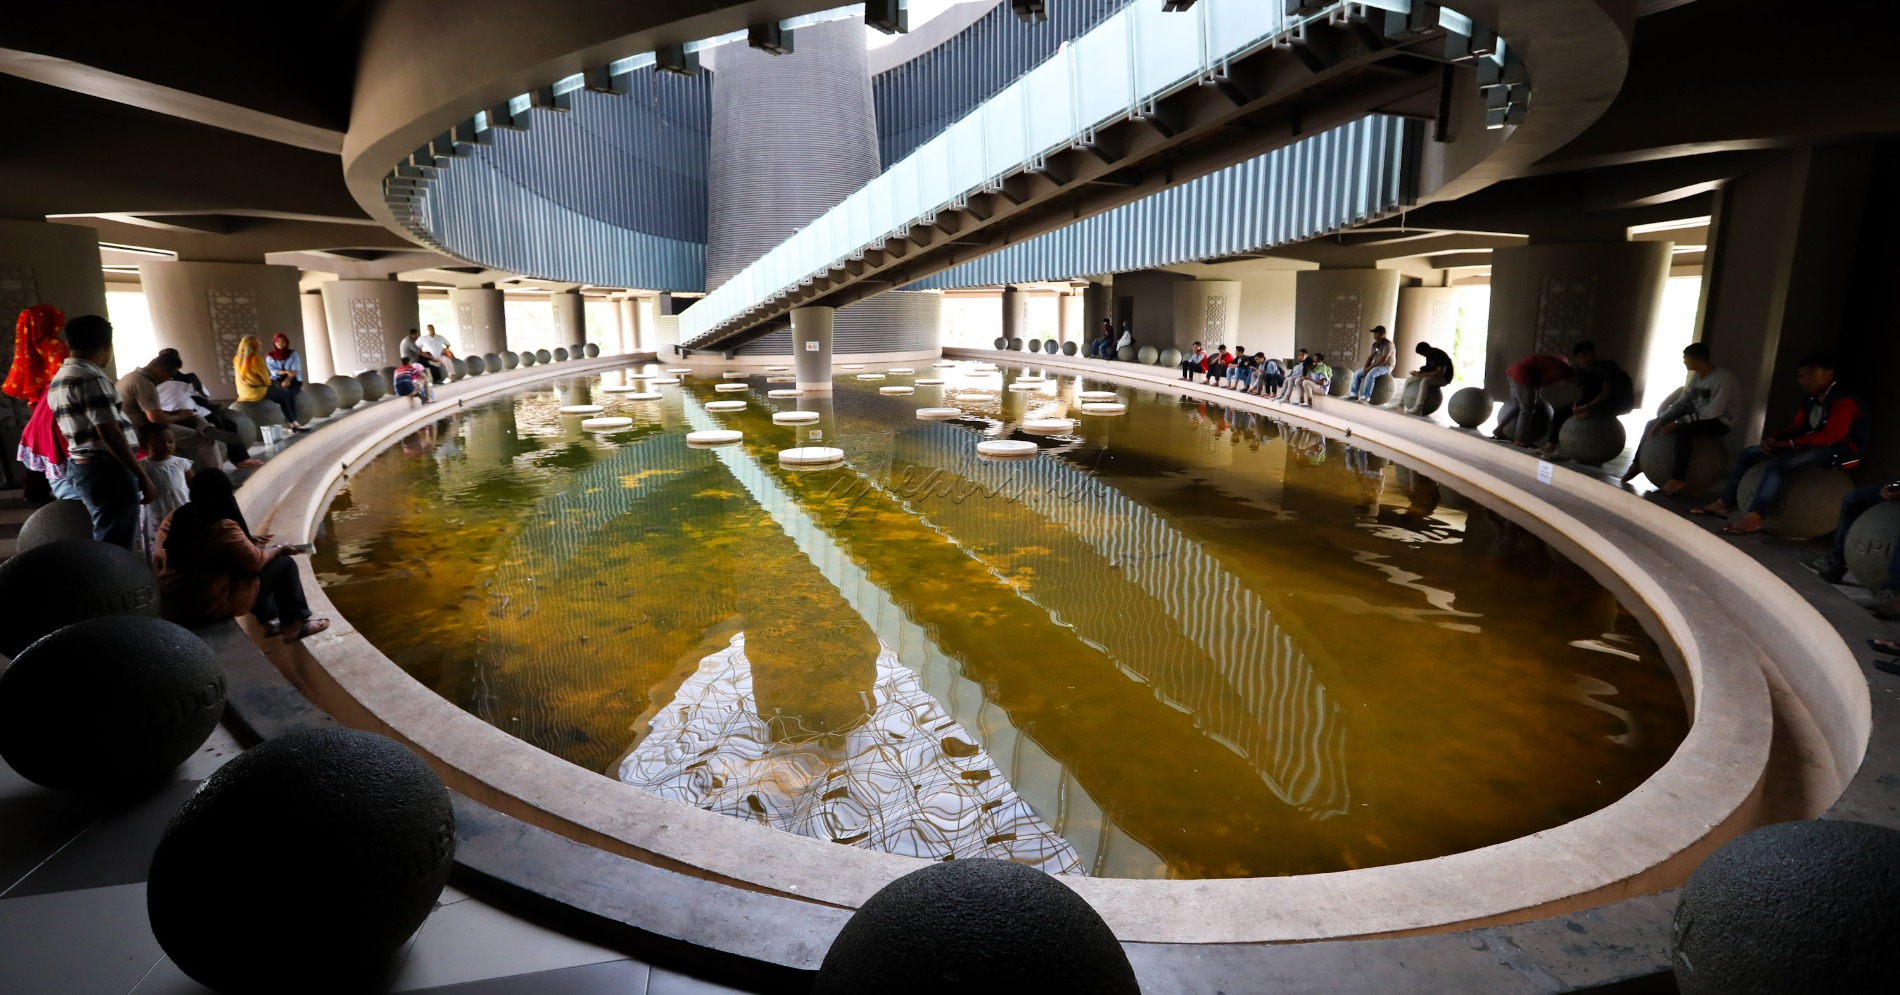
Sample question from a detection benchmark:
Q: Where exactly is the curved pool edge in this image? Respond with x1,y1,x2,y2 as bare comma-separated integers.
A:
237,347,1841,949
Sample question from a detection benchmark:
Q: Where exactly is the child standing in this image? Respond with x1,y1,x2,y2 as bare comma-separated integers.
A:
393,359,434,404
138,422,193,559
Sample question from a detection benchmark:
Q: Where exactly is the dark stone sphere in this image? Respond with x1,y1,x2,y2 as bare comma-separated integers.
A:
357,370,389,402
305,382,338,419
1010,338,1025,352
1558,413,1628,465
519,350,538,368
0,616,224,791
224,406,259,444
0,539,160,656
326,374,364,410
1448,386,1492,428
813,859,1138,995
1499,399,1552,441
583,343,601,358
1115,345,1135,362
148,728,456,995
449,356,467,381
1062,341,1078,356
553,347,570,362
1368,374,1396,406
499,351,518,370
290,389,317,424
1845,500,1900,591
1673,820,1900,995
1736,462,1852,539
993,337,1007,350
465,354,486,376
536,348,553,364
16,499,94,553
230,399,285,429
1043,339,1059,355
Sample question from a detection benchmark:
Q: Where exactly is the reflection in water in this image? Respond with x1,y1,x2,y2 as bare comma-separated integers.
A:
315,366,1691,879
620,633,1083,872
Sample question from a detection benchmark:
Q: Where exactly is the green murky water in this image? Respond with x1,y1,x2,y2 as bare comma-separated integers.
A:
313,361,1688,879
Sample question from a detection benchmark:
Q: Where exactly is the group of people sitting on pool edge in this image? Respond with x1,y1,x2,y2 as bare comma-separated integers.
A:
1176,326,1456,413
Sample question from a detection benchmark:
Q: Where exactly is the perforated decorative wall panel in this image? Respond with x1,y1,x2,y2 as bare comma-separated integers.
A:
1204,296,1228,340
205,289,259,387
1327,291,1364,365
350,298,387,368
1535,275,1597,355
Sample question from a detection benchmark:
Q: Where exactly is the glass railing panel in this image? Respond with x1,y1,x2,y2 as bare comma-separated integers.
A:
1070,15,1133,130
1127,1,1204,100
1019,57,1074,163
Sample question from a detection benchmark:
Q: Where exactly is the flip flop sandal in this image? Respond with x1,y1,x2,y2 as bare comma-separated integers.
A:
1717,525,1761,537
1686,506,1725,517
1865,638,1900,656
284,618,331,642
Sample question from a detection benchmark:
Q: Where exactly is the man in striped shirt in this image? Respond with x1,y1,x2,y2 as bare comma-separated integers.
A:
46,315,153,548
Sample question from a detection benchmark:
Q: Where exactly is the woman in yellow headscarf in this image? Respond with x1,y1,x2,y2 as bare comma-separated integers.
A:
234,336,303,431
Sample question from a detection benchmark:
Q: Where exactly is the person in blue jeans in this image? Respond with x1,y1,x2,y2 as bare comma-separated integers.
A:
1807,479,1900,618
1349,326,1395,402
44,315,154,548
1693,354,1867,537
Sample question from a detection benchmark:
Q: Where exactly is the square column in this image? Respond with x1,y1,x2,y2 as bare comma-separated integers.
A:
792,306,835,393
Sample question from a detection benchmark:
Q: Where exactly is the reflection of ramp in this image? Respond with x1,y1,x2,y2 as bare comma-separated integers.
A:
892,422,1351,819
671,400,1147,874
621,633,1082,874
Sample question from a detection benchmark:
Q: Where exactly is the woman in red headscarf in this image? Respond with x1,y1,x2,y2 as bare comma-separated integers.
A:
5,305,72,494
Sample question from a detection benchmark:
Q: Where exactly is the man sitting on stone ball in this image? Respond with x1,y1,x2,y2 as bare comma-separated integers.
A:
1348,325,1395,402
1807,479,1900,620
1491,352,1574,446
399,328,448,384
1404,342,1455,414
1692,353,1866,537
1622,341,1739,494
1539,340,1634,460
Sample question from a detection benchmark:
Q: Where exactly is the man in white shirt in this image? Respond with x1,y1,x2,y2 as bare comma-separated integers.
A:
400,327,450,384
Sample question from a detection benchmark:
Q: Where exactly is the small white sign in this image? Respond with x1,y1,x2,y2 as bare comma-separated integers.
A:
810,430,823,440
805,341,820,352
1537,461,1555,485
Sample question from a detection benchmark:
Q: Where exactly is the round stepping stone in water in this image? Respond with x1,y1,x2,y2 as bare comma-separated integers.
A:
629,372,656,380
1081,402,1128,415
917,408,963,420
581,417,634,431
764,366,790,372
856,373,886,381
650,378,681,385
1022,418,1074,433
880,386,914,395
722,371,748,379
559,404,605,414
888,367,915,374
665,367,692,374
977,439,1038,458
838,364,867,371
779,446,845,466
1079,390,1119,401
1006,383,1041,391
714,383,749,392
705,400,747,412
617,392,663,401
773,411,821,425
1017,376,1047,383
768,389,804,398
686,429,742,447
915,378,946,385
932,361,957,368
601,385,644,393
766,376,796,383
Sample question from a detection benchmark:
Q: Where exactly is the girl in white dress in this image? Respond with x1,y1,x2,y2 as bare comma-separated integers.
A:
137,422,194,560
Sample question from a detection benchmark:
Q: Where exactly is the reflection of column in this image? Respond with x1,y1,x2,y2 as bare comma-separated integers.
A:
550,290,585,353
1001,368,1027,424
738,525,877,740
320,279,419,374
794,394,838,450
628,297,647,352
556,381,594,408
139,260,302,401
299,292,336,382
1394,287,1458,380
450,287,507,355
1000,286,1022,345
1484,242,1670,403
1082,281,1110,340
1057,292,1073,345
792,307,835,394
1295,269,1401,396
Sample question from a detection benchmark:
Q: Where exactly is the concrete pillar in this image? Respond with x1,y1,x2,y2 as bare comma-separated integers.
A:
138,261,302,400
320,279,420,374
0,219,107,480
1000,286,1022,345
299,292,336,382
624,297,645,352
1057,292,1074,345
1295,269,1402,370
1173,280,1243,354
1484,242,1672,402
550,290,584,354
1394,287,1460,380
1082,281,1111,341
791,306,835,393
1699,146,1874,446
449,287,506,355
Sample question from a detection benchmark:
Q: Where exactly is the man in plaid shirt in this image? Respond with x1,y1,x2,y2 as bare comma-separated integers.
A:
46,315,153,548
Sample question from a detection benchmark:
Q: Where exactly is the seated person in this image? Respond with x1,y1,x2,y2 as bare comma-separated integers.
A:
264,333,306,424
157,351,263,468
1540,340,1634,458
399,328,448,384
1250,353,1284,395
1276,349,1311,401
1115,326,1134,358
235,336,306,432
1349,326,1395,402
1181,342,1207,381
1226,346,1252,390
1288,353,1332,406
1404,342,1455,414
1622,342,1739,493
393,358,435,403
117,351,256,470
153,468,330,640
1694,353,1865,536
1808,478,1900,619
1205,345,1230,385
1492,352,1574,446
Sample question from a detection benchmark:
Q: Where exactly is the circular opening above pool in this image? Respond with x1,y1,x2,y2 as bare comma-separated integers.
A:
313,364,1689,881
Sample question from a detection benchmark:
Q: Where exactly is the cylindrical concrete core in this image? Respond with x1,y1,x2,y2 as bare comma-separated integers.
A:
320,279,419,374
450,288,506,356
1483,241,1672,403
1001,287,1022,345
299,291,336,383
1395,287,1458,380
550,291,584,354
138,261,303,401
793,308,836,393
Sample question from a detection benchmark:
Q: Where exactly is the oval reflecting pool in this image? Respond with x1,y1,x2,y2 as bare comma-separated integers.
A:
313,362,1689,880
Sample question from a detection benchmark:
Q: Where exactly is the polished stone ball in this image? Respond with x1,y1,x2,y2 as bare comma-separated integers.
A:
1159,347,1180,368
1558,413,1629,465
16,499,93,553
230,399,285,429
1447,387,1492,428
1115,346,1135,361
1137,345,1158,365
1737,462,1853,539
290,389,316,424
553,347,569,362
500,351,519,370
519,350,538,367
465,354,486,376
304,382,337,419
1027,339,1042,353
1639,431,1728,493
1367,374,1396,406
1042,340,1058,355
1498,400,1552,441
1402,377,1444,417
0,539,160,656
993,337,1007,350
1673,820,1900,995
449,356,467,381
1062,341,1079,356
148,728,456,995
0,616,224,791
357,370,389,402
1845,500,1900,591
536,348,553,364
814,859,1138,995
224,406,259,445
1010,338,1025,352
326,374,364,410
584,343,601,358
